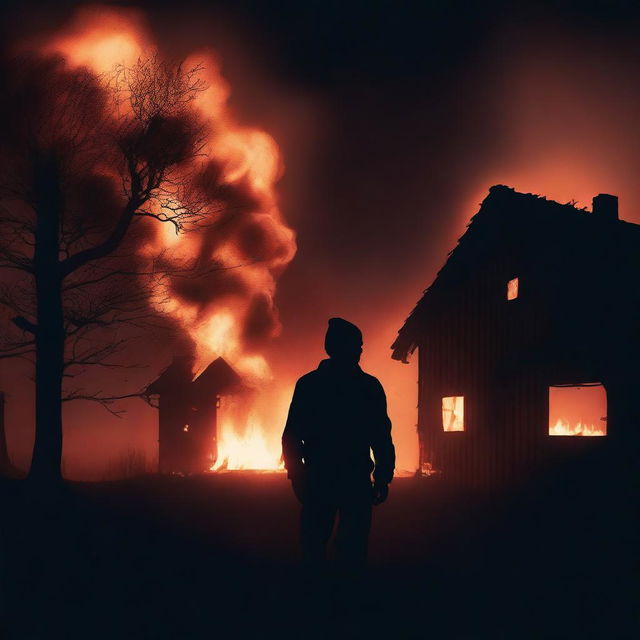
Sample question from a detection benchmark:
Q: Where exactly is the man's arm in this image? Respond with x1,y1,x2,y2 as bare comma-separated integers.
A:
371,380,395,488
282,379,306,480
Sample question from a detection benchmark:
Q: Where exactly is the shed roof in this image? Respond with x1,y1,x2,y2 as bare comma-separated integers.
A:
146,355,194,395
146,355,244,399
191,357,244,400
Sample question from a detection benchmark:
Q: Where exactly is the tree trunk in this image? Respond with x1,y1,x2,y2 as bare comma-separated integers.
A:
28,153,65,485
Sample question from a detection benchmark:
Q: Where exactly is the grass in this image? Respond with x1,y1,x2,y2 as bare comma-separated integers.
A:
102,448,155,480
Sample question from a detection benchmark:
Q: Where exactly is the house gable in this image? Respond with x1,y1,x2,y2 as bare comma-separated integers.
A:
392,185,640,363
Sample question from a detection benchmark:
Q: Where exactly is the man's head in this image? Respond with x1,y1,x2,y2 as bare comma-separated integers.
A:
324,317,363,364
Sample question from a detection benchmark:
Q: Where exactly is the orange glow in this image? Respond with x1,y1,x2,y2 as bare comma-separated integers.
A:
549,419,606,437
442,396,464,431
548,385,607,436
235,355,271,382
420,462,439,477
41,7,151,75
507,277,519,300
210,416,284,471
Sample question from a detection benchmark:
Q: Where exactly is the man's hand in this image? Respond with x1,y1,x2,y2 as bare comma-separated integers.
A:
372,483,389,505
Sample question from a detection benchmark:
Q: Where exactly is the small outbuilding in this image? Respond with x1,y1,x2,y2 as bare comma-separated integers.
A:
392,185,640,487
146,356,243,474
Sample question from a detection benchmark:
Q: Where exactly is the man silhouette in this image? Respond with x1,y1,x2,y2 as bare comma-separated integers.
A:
282,318,395,572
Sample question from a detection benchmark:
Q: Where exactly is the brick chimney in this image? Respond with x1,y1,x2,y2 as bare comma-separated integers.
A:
592,194,618,221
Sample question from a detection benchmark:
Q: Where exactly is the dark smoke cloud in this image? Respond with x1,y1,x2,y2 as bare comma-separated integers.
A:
169,268,249,308
242,292,279,349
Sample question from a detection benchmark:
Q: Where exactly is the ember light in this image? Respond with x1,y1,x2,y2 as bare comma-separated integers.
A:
507,277,519,300
548,384,607,436
210,415,284,471
442,396,464,431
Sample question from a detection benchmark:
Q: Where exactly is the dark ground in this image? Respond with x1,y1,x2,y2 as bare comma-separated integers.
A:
0,448,636,639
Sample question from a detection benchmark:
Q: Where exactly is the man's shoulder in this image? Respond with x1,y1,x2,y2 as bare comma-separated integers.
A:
295,369,322,387
360,371,384,390
294,364,384,391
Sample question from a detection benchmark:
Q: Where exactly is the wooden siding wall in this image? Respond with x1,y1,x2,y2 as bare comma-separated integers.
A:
417,254,609,489
158,396,217,474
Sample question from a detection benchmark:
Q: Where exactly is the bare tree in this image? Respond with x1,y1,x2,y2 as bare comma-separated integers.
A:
0,54,220,483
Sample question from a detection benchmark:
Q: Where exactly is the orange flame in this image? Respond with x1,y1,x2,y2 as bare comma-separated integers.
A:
210,416,284,471
548,385,607,438
549,419,606,436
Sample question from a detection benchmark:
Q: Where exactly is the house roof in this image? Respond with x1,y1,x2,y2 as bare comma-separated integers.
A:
391,185,640,363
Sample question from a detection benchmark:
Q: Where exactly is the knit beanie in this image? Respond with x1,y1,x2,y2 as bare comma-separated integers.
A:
324,317,363,356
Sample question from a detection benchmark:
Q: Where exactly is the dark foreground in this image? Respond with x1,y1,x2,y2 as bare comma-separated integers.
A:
0,450,636,639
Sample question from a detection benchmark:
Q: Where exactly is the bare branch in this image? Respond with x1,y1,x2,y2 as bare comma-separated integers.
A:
62,389,151,417
0,346,35,360
12,315,37,334
0,55,234,417
59,57,209,279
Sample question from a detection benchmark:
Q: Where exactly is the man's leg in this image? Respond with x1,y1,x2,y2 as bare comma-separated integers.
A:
300,493,337,570
335,486,372,573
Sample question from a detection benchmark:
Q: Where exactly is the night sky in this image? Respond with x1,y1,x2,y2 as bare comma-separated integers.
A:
3,1,640,474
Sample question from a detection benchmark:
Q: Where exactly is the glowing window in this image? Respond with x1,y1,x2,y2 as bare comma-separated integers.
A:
442,396,464,431
548,384,607,436
507,277,519,300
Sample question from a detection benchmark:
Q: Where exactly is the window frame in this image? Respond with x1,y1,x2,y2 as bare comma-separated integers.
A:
547,383,607,437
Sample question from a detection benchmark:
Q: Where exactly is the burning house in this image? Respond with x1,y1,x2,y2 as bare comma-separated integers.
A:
392,185,640,487
146,356,244,474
